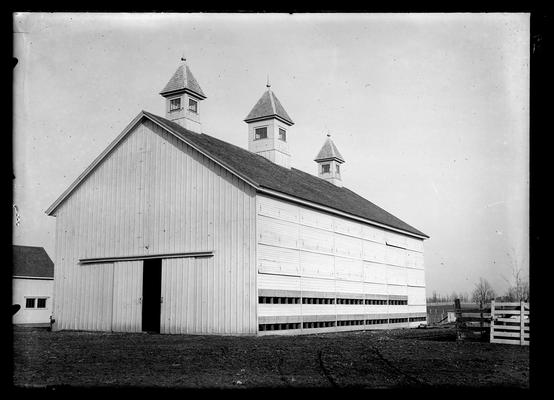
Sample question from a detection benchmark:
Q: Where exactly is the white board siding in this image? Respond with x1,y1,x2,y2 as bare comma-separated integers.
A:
299,251,334,279
160,257,254,335
258,216,299,249
52,119,257,334
385,246,406,267
256,194,426,332
388,305,409,315
335,257,363,281
407,268,426,287
258,244,300,276
334,217,363,237
336,305,366,315
361,225,387,244
258,273,301,292
387,284,408,296
299,207,334,231
300,225,334,254
362,240,386,264
300,276,336,293
258,304,302,317
335,279,363,294
335,234,362,258
301,305,337,315
408,286,427,305
386,265,407,286
258,196,299,223
409,305,427,314
363,282,388,296
112,261,142,333
363,262,388,284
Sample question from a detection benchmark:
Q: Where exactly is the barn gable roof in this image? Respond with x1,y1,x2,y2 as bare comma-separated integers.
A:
46,111,428,239
13,245,54,278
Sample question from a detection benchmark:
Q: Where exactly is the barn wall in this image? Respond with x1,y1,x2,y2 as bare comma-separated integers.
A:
52,119,257,334
256,194,426,334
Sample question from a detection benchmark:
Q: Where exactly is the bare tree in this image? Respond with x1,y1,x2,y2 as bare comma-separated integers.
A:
471,278,496,308
505,246,530,302
506,268,529,302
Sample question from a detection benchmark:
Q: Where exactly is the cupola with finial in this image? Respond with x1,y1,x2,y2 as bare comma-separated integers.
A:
314,133,345,187
244,76,294,168
160,55,206,133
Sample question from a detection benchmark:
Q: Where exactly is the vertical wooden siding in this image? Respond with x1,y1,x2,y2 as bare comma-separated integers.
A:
52,119,257,334
111,261,143,332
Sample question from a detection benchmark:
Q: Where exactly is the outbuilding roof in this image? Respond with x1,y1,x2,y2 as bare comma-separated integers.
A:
160,63,206,99
315,136,345,163
244,89,294,126
12,245,54,278
145,112,427,238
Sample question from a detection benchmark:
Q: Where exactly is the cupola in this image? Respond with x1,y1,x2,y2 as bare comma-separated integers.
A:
160,57,206,133
314,134,345,187
244,79,294,168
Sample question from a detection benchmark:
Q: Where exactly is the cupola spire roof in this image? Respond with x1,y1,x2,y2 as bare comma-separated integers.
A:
244,84,294,126
160,58,206,99
314,134,345,163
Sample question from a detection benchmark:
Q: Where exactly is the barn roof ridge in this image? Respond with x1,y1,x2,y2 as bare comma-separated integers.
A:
144,112,428,238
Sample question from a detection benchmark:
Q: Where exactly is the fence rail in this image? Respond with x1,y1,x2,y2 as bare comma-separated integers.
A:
490,300,529,346
454,299,490,341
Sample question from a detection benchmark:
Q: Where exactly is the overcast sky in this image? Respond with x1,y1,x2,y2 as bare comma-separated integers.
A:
13,13,529,297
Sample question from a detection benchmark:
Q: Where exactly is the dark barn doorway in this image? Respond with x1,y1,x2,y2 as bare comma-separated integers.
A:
142,258,162,333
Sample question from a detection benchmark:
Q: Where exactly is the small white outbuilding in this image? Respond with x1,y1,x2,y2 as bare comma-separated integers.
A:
46,60,429,335
12,245,54,326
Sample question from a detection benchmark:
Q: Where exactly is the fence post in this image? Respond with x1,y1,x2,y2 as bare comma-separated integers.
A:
454,299,462,340
490,300,495,343
479,302,483,340
519,300,525,346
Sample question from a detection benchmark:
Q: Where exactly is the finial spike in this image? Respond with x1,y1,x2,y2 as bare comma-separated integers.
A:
266,74,271,88
180,51,186,63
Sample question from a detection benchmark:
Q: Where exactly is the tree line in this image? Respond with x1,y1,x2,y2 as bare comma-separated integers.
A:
427,272,529,306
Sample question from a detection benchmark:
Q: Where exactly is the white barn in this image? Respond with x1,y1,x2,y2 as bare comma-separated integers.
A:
12,245,54,325
46,60,429,335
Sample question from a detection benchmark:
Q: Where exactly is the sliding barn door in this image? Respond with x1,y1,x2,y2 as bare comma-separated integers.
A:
111,260,143,332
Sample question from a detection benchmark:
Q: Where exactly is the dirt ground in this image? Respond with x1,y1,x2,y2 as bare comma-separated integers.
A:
12,325,529,389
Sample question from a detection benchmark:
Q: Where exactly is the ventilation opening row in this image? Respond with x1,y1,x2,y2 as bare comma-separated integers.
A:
258,296,408,305
259,317,425,331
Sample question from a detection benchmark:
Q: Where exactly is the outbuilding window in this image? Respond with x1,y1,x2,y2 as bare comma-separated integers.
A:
25,297,48,309
188,98,198,113
169,98,181,112
255,127,268,140
322,164,330,173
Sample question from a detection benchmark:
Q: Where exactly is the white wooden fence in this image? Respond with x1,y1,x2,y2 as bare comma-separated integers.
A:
490,301,529,346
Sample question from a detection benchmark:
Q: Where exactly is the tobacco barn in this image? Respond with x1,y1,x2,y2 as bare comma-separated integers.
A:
46,60,429,335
